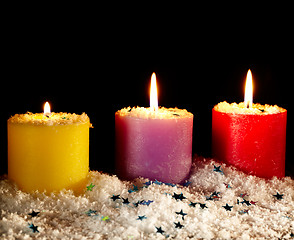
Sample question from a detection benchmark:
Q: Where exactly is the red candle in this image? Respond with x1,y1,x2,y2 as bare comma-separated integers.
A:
212,70,287,178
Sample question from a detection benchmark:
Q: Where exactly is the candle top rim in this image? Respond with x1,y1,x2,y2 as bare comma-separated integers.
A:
214,101,286,115
8,112,91,126
116,106,193,119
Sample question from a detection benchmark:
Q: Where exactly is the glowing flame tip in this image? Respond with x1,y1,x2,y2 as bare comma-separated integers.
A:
150,72,158,111
44,101,51,116
244,69,253,108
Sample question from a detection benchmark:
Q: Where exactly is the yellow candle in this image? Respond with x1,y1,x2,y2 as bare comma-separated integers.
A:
7,103,91,193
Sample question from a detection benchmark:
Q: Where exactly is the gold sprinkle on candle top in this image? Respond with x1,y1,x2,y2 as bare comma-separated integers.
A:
8,112,92,126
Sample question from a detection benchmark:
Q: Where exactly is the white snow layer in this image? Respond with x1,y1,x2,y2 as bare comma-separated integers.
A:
0,156,293,239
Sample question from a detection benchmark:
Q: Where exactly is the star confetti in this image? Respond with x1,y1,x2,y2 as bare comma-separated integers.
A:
110,194,120,201
175,209,187,220
189,202,197,207
249,200,257,205
137,215,147,221
28,223,39,233
213,165,224,175
222,203,233,211
143,180,152,186
183,180,191,187
212,191,221,197
128,185,139,193
156,226,165,234
85,209,97,216
174,221,184,229
206,191,221,201
133,200,144,207
172,192,186,201
86,183,95,191
273,192,284,200
140,200,153,206
154,180,163,185
122,198,130,205
101,216,110,221
199,203,208,209
28,210,40,218
239,209,249,215
239,193,248,198
224,183,232,188
241,199,251,206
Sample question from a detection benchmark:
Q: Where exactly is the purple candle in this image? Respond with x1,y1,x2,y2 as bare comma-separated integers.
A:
115,73,193,183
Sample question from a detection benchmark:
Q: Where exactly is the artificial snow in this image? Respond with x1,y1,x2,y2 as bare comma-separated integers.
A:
214,101,286,115
0,156,293,239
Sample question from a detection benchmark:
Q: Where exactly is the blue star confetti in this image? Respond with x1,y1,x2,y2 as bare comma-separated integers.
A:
133,200,144,207
183,180,191,187
137,215,147,221
172,192,186,201
85,209,97,216
174,221,184,229
241,199,251,206
175,209,187,220
122,198,130,205
128,185,139,193
143,180,152,186
213,165,224,175
140,200,153,206
273,192,284,200
156,226,165,234
110,194,121,201
28,223,39,233
206,191,221,201
239,209,249,215
28,210,40,218
222,203,233,211
199,203,208,209
154,180,163,185
239,193,248,198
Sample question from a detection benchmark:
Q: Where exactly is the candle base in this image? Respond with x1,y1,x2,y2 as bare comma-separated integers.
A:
116,158,192,184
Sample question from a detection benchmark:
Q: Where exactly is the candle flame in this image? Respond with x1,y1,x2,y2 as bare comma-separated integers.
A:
244,69,253,108
44,102,51,116
150,72,158,111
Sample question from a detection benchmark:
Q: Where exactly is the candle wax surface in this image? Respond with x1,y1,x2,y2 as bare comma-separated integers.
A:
116,107,193,184
212,102,287,178
8,112,91,193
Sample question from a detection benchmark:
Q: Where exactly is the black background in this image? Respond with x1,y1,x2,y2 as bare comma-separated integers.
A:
1,7,293,177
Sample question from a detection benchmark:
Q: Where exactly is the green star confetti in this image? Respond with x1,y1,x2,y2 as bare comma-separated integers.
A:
86,183,95,191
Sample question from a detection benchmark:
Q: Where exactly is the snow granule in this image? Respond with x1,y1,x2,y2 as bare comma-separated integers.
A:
1,156,293,239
